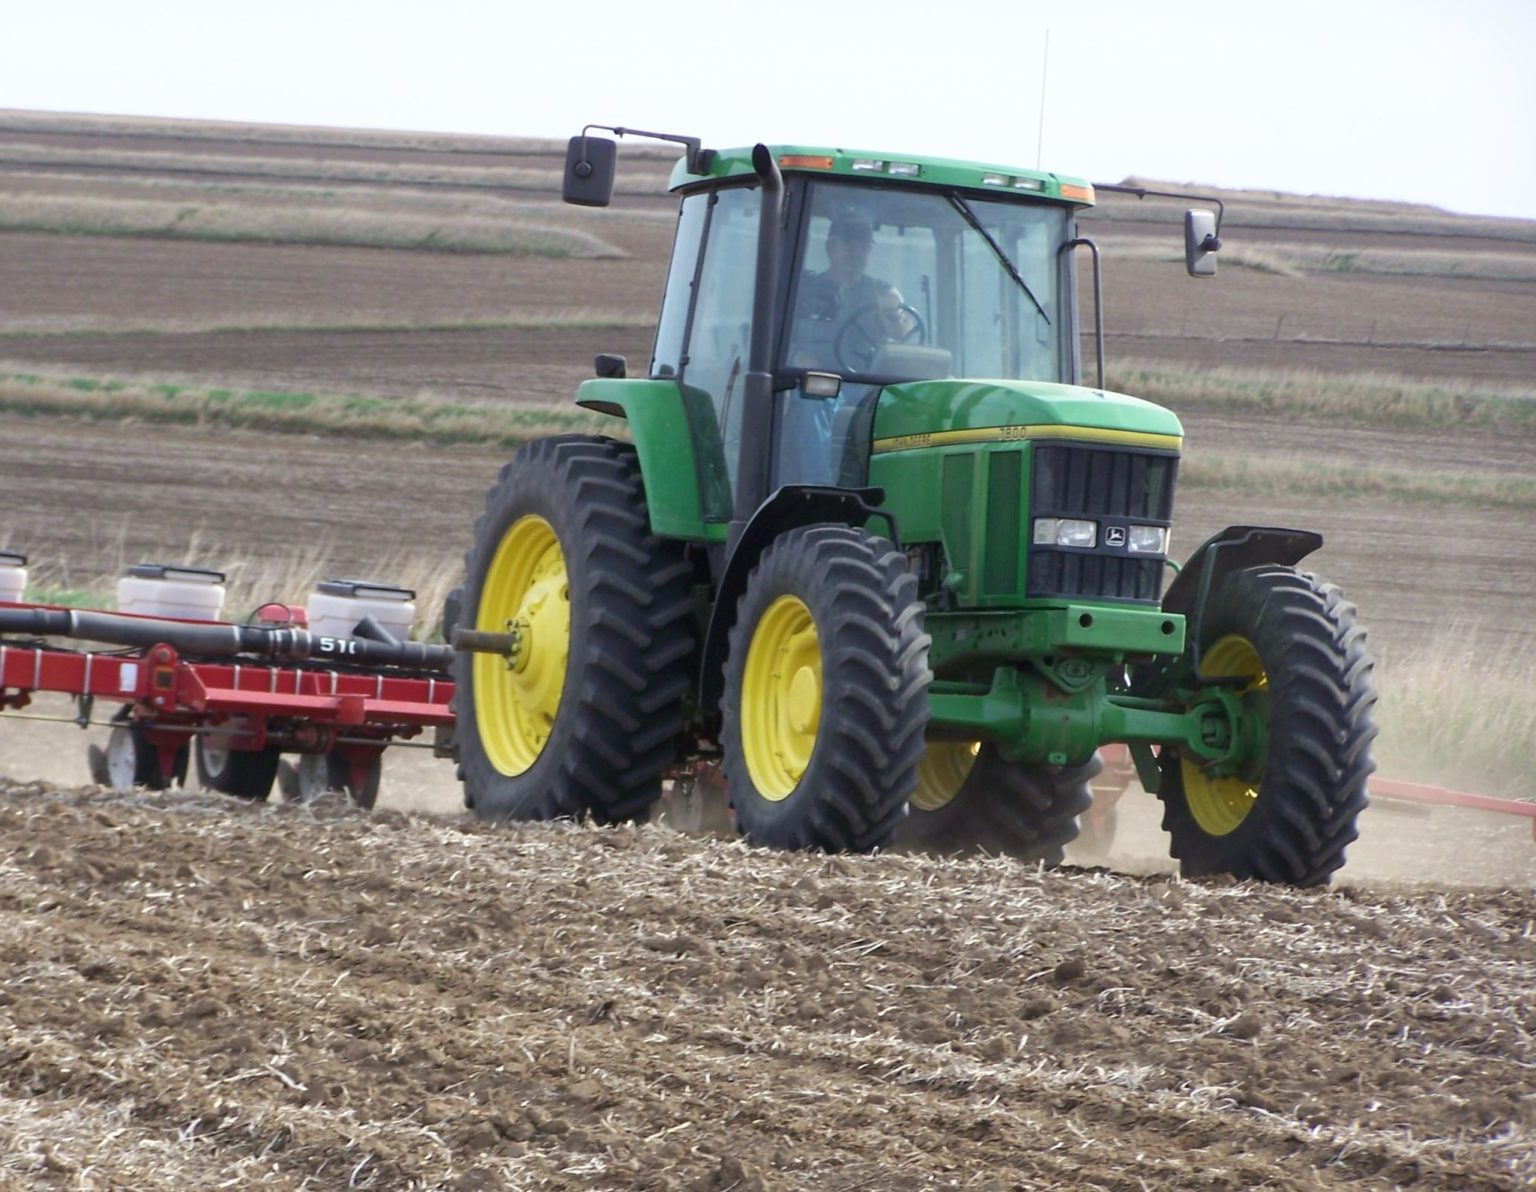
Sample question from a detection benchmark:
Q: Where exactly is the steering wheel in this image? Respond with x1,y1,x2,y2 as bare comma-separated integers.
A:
833,302,927,372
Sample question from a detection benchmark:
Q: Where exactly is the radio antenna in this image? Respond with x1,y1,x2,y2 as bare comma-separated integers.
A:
1036,29,1050,170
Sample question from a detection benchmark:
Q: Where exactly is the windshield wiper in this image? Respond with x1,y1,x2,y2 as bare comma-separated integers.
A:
947,194,1051,325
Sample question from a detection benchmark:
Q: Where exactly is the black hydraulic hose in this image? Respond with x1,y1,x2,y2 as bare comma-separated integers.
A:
0,606,454,672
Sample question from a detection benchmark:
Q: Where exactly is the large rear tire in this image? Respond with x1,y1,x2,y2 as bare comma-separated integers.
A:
721,525,930,852
453,436,696,824
1157,565,1377,886
894,742,1097,863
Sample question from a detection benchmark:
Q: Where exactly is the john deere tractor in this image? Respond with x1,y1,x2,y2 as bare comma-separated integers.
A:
449,127,1377,886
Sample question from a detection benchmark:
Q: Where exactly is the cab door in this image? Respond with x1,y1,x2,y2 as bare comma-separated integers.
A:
654,185,763,521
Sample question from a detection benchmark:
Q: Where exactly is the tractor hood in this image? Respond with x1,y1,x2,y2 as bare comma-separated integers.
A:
869,379,1183,456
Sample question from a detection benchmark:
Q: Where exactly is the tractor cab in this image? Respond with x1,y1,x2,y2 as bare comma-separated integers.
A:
751,168,1077,492
563,134,1114,537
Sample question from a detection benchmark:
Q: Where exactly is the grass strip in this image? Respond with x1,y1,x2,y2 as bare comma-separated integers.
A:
1088,194,1536,244
0,312,657,338
0,191,623,256
1093,237,1536,283
0,371,616,447
0,142,670,196
1179,456,1536,509
4,369,1532,510
1108,361,1536,434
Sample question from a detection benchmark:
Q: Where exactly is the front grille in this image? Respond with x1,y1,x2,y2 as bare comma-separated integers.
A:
1027,444,1178,603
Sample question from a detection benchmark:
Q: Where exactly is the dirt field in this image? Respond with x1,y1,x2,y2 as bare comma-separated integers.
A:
1,778,1533,1191
1,112,1534,1189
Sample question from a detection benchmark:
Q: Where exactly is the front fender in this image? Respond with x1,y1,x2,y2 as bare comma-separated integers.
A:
1163,526,1323,619
1161,526,1323,682
697,485,891,714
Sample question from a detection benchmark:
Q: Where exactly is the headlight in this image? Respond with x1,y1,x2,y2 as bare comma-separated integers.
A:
1033,517,1098,548
1127,525,1168,554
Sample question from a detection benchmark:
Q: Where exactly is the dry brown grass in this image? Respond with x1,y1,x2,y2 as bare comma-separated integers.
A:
1093,181,1536,243
0,141,671,197
1179,455,1536,508
0,189,624,256
5,528,461,640
1374,629,1536,798
1093,234,1536,282
1108,360,1536,431
0,307,655,336
0,107,679,159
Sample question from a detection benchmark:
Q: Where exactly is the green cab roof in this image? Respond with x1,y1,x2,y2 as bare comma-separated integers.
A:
667,145,1095,206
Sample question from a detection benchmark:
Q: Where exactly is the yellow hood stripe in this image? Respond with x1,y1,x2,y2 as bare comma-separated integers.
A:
871,424,1183,454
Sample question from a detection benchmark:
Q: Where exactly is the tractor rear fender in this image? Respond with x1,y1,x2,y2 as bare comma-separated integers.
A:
698,485,893,714
575,377,730,540
1162,525,1323,662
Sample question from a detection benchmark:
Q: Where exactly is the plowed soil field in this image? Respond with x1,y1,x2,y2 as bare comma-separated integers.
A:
2,780,1533,1191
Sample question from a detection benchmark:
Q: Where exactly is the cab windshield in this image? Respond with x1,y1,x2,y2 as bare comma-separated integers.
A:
783,179,1072,384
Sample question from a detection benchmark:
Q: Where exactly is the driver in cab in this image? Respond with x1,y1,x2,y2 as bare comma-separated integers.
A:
794,217,915,369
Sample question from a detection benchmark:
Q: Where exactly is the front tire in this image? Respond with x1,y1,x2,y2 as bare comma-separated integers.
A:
894,742,1098,864
1157,565,1377,885
454,436,696,824
722,525,930,852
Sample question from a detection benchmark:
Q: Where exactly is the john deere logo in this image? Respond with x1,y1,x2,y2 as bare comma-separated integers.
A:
1105,526,1127,547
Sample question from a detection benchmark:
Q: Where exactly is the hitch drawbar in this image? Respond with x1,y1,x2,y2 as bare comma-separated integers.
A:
0,606,454,671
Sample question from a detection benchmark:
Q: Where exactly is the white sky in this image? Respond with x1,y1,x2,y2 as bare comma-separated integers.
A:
3,0,1534,219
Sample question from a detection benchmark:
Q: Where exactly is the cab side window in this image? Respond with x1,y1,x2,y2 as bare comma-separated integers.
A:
650,195,705,379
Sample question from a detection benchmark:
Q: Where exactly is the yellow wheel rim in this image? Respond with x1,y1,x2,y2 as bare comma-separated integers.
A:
741,595,821,801
1181,633,1267,836
911,741,980,812
474,515,569,776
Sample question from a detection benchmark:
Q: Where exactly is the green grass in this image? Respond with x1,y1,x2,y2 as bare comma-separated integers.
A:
0,370,616,446
11,588,100,609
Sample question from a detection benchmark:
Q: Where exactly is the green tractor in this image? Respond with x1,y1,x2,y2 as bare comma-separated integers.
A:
449,127,1377,886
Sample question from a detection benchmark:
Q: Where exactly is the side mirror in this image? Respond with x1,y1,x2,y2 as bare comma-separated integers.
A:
593,353,627,379
1185,209,1220,277
563,136,617,207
